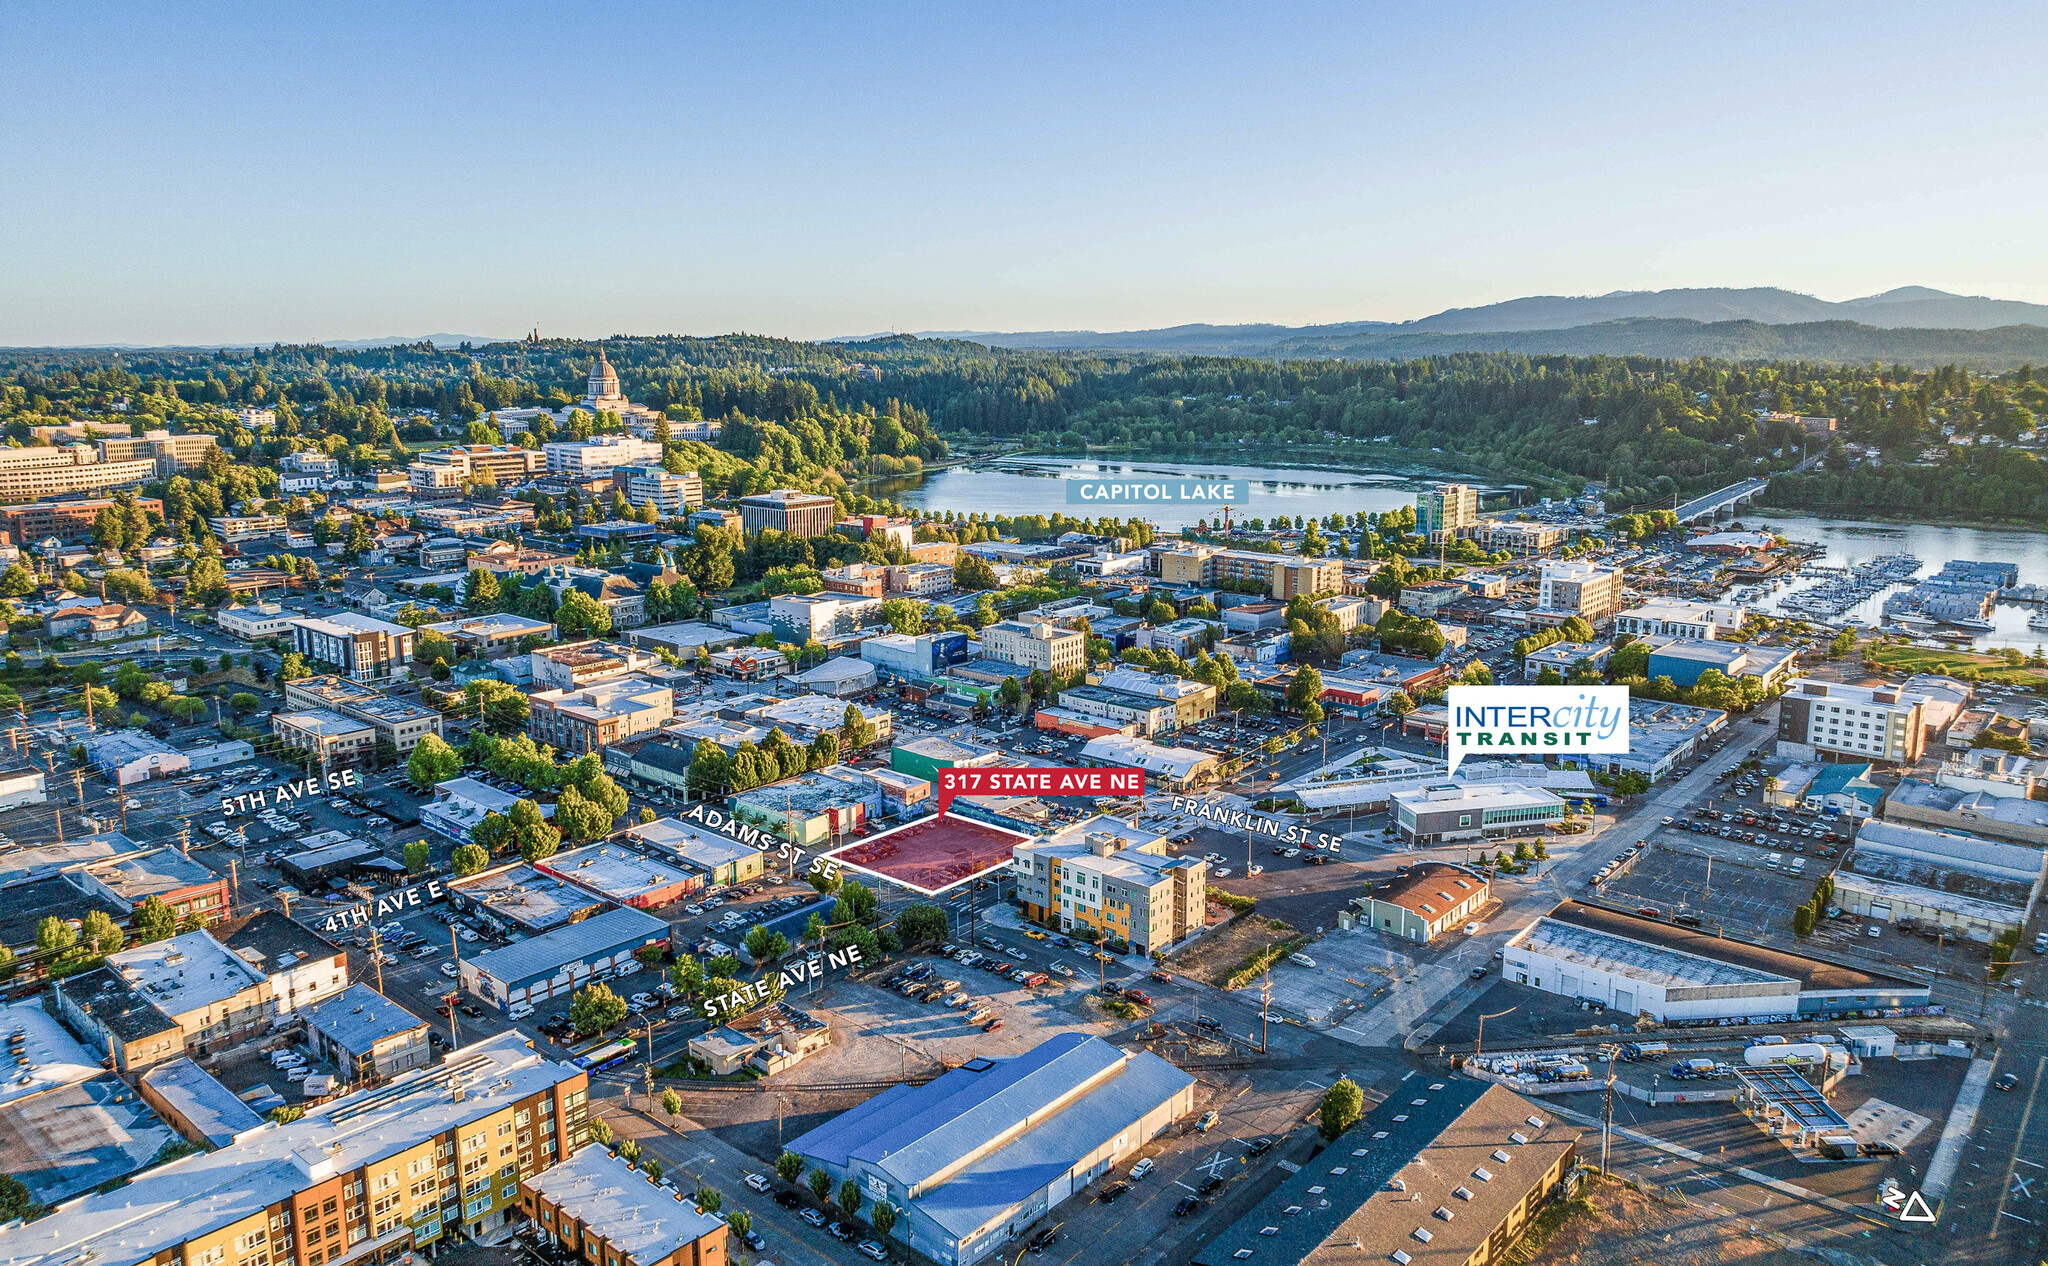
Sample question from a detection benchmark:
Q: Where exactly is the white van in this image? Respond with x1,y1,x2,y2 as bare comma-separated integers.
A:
1289,952,1317,969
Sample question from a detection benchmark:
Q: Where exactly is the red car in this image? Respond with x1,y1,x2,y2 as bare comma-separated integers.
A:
1150,969,1173,983
982,1018,1004,1032
1121,989,1152,1005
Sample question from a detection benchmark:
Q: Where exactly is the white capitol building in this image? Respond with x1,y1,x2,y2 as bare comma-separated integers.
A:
485,346,719,443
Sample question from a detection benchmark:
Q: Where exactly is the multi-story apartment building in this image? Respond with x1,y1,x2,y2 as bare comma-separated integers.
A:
271,709,378,771
0,496,164,543
209,513,289,543
611,465,702,515
1012,818,1205,954
1417,482,1479,542
543,435,664,476
528,640,662,691
522,1146,728,1266
1534,559,1626,628
0,1031,591,1266
527,677,675,755
736,488,838,538
53,929,272,1070
1777,678,1929,765
1165,546,1340,600
1612,599,1744,640
887,561,954,595
284,675,444,754
291,612,416,682
980,619,1086,674
0,447,157,502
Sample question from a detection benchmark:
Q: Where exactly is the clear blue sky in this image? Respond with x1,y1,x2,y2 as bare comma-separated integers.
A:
5,0,2046,345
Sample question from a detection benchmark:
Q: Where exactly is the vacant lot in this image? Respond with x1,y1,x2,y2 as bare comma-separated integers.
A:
1168,914,1298,987
1523,1175,1806,1266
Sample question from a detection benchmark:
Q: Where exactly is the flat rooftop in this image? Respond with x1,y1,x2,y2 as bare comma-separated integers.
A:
83,848,220,901
623,818,764,873
107,930,267,1016
827,812,1035,897
0,999,101,1110
0,875,128,953
0,1075,179,1206
1515,917,1793,992
303,984,428,1053
451,864,606,930
1547,901,1926,994
274,708,374,739
540,844,696,902
523,1146,725,1259
0,1033,578,1266
139,1058,264,1148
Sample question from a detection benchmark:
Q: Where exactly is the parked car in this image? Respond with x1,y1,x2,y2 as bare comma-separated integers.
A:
1130,1158,1154,1179
1174,1195,1200,1217
798,1208,826,1227
1098,1181,1130,1204
744,1172,771,1193
857,1241,888,1262
1196,1110,1220,1132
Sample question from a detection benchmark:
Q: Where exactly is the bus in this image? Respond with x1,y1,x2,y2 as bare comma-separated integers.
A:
571,1037,637,1072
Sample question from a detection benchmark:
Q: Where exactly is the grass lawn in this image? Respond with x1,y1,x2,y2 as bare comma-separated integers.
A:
1862,642,2048,690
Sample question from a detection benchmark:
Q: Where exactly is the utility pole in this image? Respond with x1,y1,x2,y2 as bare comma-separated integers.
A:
229,858,240,908
1600,1044,1619,1174
178,822,190,856
642,1019,656,1110
368,927,385,995
447,992,461,1048
1259,967,1272,1054
1473,1005,1517,1059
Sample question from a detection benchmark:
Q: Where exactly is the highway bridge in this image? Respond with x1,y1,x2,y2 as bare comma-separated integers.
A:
1673,477,1770,524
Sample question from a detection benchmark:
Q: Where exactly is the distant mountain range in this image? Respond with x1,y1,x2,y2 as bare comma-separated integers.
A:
846,287,2048,364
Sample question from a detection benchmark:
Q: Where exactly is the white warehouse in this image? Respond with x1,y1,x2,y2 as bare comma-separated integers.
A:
1503,901,1929,1023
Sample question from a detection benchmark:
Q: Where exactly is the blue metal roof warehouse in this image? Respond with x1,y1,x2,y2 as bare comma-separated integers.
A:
458,906,669,1013
789,1033,1194,1265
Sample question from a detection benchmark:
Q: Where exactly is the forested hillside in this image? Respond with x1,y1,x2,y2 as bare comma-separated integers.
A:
2,336,2043,525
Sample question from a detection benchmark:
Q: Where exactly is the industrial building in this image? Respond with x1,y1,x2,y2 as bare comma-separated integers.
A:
303,984,432,1081
1193,1079,1578,1266
1076,733,1219,790
1643,639,1798,691
538,843,702,908
1393,783,1567,845
1502,901,1930,1022
1832,819,2045,942
449,863,608,933
1602,697,1729,783
521,1144,727,1266
792,655,879,697
1355,862,1491,943
459,906,669,1014
138,1057,266,1149
727,766,879,847
1611,598,1743,640
622,818,768,887
1882,778,2048,847
278,838,390,889
892,735,1003,784
1011,817,1206,953
0,1032,591,1262
788,1033,1195,1266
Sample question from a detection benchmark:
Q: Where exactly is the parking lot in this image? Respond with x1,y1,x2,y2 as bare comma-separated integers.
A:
1594,844,1820,940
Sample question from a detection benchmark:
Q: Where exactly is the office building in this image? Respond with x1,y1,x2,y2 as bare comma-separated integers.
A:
1091,667,1217,727
75,842,230,922
979,619,1084,674
303,984,432,1082
209,512,288,543
1355,861,1491,943
1195,549,1342,600
291,612,416,682
736,488,838,538
1613,598,1744,640
1881,778,2048,847
422,777,533,845
543,435,663,476
0,1032,591,1262
1194,1080,1578,1266
272,709,378,771
0,496,163,543
218,600,299,641
1392,783,1567,845
1534,559,1625,628
1643,639,1798,691
218,911,351,1018
1464,519,1565,553
1417,482,1479,542
1076,734,1219,790
789,1033,1194,1266
459,906,669,1014
522,1144,728,1266
528,639,661,690
528,676,674,755
820,560,887,597
1502,900,1929,1021
0,447,157,501
284,676,444,754
1012,817,1204,953
613,465,703,515
420,612,556,662
409,444,546,495
1776,678,1929,765
94,430,219,474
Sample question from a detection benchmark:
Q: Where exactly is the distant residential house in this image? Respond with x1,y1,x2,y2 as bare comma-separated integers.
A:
45,603,148,642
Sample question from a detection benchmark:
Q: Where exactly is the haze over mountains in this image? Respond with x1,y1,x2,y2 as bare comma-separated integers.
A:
860,287,2048,363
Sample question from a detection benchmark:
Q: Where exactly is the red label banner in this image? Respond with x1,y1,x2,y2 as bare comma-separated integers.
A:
933,766,1145,816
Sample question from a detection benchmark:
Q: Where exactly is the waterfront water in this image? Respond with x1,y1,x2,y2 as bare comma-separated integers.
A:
882,456,2048,653
1740,512,2048,653
882,457,1468,531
